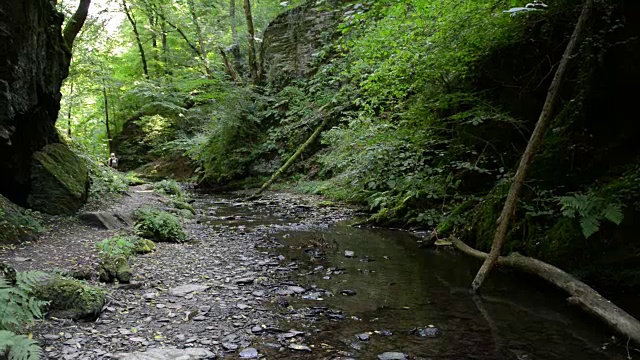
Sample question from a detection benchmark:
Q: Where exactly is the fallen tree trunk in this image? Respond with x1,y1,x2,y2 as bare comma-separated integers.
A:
247,104,334,200
452,237,640,345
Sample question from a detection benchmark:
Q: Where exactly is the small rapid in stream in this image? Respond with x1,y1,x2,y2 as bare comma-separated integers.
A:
197,192,631,360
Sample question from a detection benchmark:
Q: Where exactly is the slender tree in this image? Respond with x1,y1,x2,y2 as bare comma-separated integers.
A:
63,0,92,51
242,0,258,83
102,82,112,153
470,0,594,293
187,0,213,77
122,0,150,78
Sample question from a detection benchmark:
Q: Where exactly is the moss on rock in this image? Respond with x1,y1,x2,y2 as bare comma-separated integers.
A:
27,143,89,215
34,276,105,320
99,258,132,283
133,238,156,254
172,199,196,215
0,194,45,244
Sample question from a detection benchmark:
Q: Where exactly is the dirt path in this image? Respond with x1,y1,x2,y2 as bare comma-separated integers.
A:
0,185,354,359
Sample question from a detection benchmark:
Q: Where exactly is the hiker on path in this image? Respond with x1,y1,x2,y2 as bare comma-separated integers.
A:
108,153,118,169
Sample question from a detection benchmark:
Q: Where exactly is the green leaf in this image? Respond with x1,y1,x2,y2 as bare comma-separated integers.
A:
580,216,600,239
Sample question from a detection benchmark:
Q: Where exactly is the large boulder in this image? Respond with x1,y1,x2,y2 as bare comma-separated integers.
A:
0,0,70,205
27,143,89,215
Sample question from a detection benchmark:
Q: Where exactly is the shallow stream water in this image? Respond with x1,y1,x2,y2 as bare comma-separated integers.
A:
198,193,631,360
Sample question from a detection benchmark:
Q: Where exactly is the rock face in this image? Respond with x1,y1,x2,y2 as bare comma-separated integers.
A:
27,143,89,214
0,0,74,206
259,0,355,90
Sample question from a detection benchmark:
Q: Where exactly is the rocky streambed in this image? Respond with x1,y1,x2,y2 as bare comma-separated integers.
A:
0,187,634,359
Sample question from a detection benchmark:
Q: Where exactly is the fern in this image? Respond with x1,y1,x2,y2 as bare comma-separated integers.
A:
0,271,48,360
0,330,42,360
558,193,624,238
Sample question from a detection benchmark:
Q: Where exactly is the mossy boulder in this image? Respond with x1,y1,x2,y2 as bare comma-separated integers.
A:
0,194,45,244
133,238,156,254
34,276,106,321
27,143,89,215
99,258,133,283
172,199,196,215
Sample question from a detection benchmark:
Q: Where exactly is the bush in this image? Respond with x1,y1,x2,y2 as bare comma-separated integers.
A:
134,207,187,242
124,172,147,186
97,235,155,283
153,179,184,197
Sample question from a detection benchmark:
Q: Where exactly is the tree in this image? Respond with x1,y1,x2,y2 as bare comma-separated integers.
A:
122,0,150,78
63,0,92,51
470,0,594,293
242,0,258,83
187,0,213,78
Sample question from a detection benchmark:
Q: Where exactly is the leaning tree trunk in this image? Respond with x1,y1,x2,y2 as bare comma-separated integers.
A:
122,0,150,79
62,0,91,51
453,237,640,345
471,0,594,293
248,104,333,200
218,45,243,85
242,0,258,83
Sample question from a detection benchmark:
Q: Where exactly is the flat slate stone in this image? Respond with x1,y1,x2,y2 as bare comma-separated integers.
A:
114,348,215,360
377,352,407,360
168,284,210,297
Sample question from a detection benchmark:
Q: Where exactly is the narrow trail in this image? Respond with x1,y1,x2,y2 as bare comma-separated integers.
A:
0,186,354,359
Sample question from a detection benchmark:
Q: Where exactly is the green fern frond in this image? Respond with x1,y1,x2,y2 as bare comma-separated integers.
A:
558,193,624,239
0,330,42,360
580,216,601,238
602,203,624,225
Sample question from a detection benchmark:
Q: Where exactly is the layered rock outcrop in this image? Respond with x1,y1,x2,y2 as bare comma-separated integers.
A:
259,0,359,90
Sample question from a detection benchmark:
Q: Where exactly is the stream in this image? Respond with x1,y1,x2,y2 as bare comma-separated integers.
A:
197,192,630,360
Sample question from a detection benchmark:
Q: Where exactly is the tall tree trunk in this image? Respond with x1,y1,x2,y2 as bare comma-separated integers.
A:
470,0,594,293
122,0,150,79
148,12,159,75
67,81,74,137
187,0,213,78
242,0,258,83
102,85,112,154
161,20,169,74
63,0,92,51
230,0,239,47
